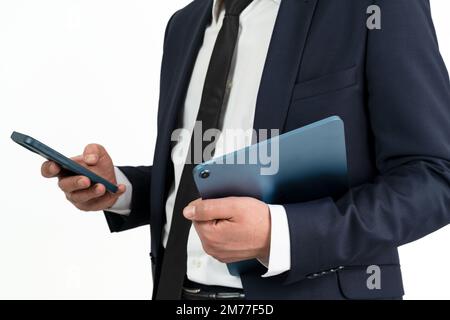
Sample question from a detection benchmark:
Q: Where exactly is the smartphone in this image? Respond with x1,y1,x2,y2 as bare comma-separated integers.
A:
11,131,119,193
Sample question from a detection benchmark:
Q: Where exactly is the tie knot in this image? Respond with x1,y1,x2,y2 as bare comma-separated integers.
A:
224,0,253,17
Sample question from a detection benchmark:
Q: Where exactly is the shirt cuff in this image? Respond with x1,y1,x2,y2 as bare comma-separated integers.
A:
260,204,291,277
107,167,133,216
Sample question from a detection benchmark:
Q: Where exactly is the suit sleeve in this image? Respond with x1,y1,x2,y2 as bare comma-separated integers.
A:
284,0,450,284
104,166,152,232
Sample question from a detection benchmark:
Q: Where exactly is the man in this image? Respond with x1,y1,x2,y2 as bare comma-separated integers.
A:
41,0,450,300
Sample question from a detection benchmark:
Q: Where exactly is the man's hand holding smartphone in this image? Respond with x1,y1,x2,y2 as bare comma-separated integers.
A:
41,144,126,211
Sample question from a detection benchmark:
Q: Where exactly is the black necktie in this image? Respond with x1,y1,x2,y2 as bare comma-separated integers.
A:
156,0,254,300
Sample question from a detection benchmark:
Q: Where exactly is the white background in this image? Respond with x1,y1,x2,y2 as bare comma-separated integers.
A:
0,0,449,300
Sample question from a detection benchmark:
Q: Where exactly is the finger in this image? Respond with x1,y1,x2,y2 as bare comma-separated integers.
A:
70,155,84,164
183,198,232,222
189,198,203,206
58,175,91,193
68,184,106,203
75,184,127,211
41,161,61,178
182,198,201,219
193,220,216,236
83,144,106,166
116,184,127,194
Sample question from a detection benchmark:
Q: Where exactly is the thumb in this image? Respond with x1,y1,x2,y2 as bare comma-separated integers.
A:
116,184,127,195
83,144,106,166
183,199,232,222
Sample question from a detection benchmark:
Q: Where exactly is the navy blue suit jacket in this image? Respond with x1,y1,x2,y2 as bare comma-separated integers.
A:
105,0,450,299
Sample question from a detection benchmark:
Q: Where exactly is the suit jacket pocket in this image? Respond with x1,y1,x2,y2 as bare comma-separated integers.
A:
292,66,358,101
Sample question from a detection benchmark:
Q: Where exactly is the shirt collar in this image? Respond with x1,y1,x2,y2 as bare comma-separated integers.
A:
212,0,281,25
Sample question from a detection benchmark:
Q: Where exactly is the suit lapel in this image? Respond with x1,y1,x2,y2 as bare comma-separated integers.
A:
253,0,318,139
160,1,213,134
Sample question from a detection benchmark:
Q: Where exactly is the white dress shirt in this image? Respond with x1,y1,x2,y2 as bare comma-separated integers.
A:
110,0,290,289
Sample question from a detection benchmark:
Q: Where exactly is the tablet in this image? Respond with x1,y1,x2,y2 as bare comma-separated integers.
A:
11,131,119,193
193,116,348,204
192,116,349,275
